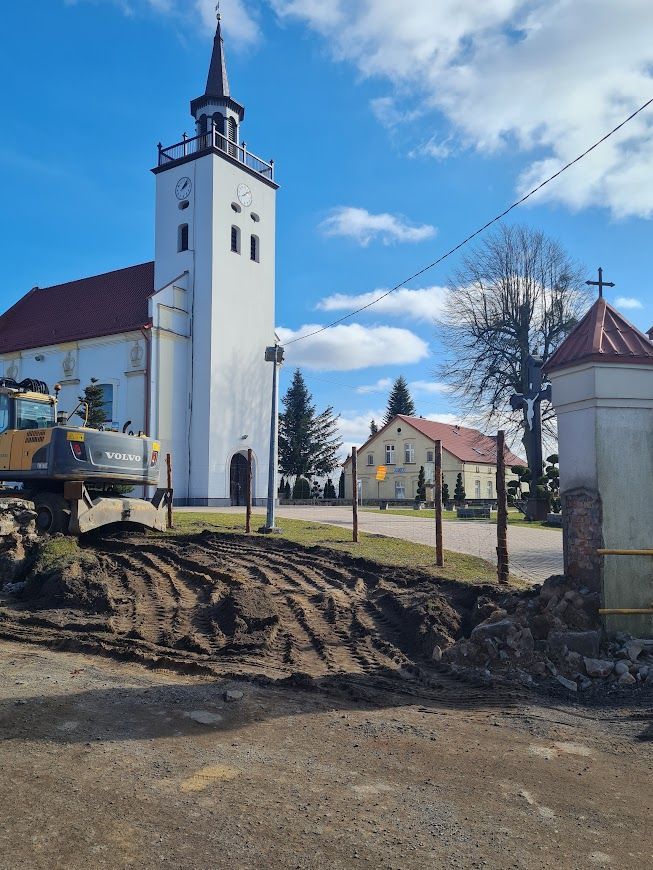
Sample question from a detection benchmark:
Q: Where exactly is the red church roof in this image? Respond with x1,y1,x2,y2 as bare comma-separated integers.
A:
0,262,154,355
545,297,653,373
347,415,524,467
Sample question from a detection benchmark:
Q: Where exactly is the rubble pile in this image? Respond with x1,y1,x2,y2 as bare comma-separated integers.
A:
443,574,652,692
0,498,38,586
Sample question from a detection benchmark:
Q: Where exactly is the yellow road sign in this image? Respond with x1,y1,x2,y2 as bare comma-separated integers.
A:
376,465,387,481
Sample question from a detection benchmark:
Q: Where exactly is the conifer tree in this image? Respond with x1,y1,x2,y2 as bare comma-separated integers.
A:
454,473,466,505
292,477,310,499
442,479,450,506
370,419,378,436
311,479,321,499
383,376,416,424
284,481,291,500
77,378,107,429
279,369,342,479
416,466,427,502
324,478,336,499
338,470,345,499
278,476,286,496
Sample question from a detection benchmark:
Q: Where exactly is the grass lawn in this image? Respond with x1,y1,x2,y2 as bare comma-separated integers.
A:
171,511,508,585
362,507,560,531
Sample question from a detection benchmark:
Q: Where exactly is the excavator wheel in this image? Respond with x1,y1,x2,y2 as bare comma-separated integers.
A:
33,492,71,535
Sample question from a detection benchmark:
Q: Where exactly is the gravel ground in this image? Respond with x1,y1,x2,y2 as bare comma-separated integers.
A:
1,641,650,870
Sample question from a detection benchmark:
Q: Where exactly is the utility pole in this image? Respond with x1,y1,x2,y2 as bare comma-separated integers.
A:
260,344,284,534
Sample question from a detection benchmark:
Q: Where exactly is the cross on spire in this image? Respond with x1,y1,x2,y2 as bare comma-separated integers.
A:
215,2,221,20
586,267,615,299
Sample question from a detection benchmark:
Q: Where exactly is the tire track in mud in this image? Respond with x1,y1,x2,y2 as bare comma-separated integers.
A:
0,531,520,705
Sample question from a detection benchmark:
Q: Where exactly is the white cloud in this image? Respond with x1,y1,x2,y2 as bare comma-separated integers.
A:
409,380,451,395
408,136,452,161
356,378,393,395
316,286,447,322
337,410,386,453
614,296,643,310
370,96,423,129
271,0,653,219
319,207,436,247
276,323,430,371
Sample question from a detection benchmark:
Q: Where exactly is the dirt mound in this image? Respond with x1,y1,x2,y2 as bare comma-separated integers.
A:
0,498,38,584
0,530,509,689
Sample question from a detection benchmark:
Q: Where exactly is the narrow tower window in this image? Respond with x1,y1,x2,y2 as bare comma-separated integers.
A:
228,117,238,157
231,225,241,254
213,112,225,144
198,113,208,138
250,234,259,263
178,223,189,253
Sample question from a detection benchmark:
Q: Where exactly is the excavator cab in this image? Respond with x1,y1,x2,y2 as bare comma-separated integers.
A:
0,377,172,535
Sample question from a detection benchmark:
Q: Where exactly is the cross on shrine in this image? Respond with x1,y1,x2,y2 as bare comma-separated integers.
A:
510,354,552,518
585,266,615,299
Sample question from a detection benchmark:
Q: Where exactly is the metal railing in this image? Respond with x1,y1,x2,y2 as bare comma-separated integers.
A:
158,128,274,180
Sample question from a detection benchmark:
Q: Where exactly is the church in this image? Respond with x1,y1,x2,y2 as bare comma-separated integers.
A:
0,17,278,506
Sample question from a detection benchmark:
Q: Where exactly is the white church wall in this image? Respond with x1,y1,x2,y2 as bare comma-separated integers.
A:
0,332,148,434
154,149,276,505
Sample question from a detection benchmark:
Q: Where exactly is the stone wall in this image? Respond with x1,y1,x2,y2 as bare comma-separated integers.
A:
561,487,603,592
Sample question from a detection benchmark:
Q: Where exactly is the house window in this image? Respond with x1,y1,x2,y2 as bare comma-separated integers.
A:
367,453,374,466
231,225,241,254
404,442,415,464
395,480,406,499
487,480,493,498
475,479,481,499
426,449,434,463
250,234,259,262
99,384,114,423
178,223,189,252
385,444,395,465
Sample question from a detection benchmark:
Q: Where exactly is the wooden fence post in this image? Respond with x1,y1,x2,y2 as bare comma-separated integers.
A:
166,453,174,530
352,446,359,543
496,431,509,584
434,439,444,567
246,448,253,534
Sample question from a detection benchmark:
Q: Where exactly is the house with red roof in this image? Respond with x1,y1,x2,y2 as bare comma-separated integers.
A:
343,415,524,503
0,18,277,505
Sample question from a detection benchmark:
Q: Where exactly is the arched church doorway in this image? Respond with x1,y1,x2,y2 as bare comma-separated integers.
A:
230,452,252,506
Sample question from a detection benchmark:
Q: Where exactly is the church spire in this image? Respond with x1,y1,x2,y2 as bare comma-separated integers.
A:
205,13,230,99
190,6,245,130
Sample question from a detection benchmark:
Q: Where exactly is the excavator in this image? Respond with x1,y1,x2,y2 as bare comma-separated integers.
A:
0,377,172,535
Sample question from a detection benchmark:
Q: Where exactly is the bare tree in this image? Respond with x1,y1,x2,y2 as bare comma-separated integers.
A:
436,224,590,466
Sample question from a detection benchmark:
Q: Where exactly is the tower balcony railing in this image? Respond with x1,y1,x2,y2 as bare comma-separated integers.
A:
158,128,274,180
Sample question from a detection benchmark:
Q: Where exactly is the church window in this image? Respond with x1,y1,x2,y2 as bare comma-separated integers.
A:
250,234,259,262
198,114,208,136
98,384,114,424
228,117,238,157
231,202,241,213
231,225,241,254
178,201,189,211
251,213,260,222
178,224,189,252
213,112,225,138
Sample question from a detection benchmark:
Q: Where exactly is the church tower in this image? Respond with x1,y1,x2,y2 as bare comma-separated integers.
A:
152,11,278,505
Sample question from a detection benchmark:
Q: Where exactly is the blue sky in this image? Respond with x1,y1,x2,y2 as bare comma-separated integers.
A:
2,0,652,448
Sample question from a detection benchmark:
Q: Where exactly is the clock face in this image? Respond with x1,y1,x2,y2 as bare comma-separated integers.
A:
237,183,253,207
175,177,192,200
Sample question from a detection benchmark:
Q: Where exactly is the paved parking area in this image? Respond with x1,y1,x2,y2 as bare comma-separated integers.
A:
178,505,563,584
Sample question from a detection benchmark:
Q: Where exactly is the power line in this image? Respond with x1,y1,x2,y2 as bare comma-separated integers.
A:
285,96,653,347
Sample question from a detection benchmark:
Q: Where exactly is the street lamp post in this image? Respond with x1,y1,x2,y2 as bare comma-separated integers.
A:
260,344,284,533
